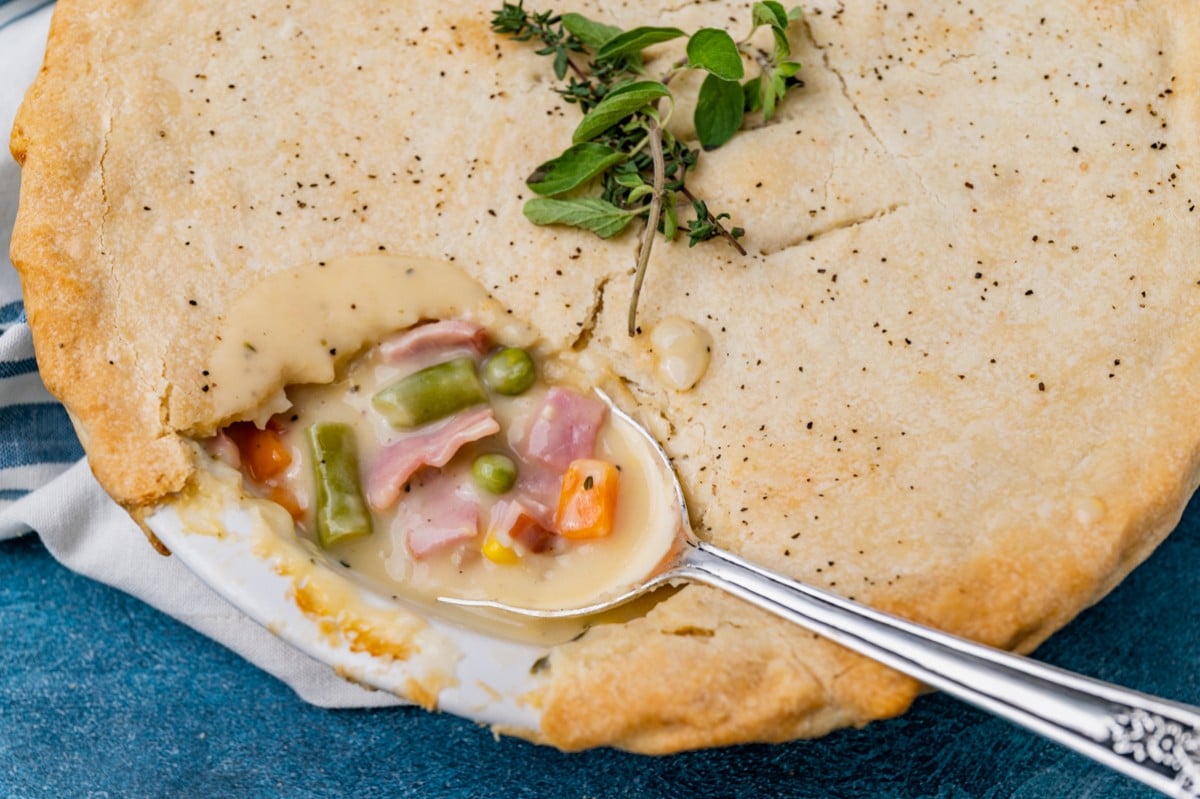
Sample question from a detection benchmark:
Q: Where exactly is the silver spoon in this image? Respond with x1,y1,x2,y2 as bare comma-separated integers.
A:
443,391,1200,797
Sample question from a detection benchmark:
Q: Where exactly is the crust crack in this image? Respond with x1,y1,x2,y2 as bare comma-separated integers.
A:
760,202,906,255
95,72,137,378
159,360,174,430
570,275,610,351
799,14,945,215
96,66,165,435
97,101,114,282
799,9,887,156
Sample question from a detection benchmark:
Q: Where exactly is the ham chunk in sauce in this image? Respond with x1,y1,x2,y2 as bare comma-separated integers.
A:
517,387,607,471
367,406,499,510
512,464,562,530
488,498,557,554
378,320,487,364
402,472,481,559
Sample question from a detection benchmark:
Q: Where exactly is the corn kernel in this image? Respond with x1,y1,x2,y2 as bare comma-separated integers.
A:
482,532,519,565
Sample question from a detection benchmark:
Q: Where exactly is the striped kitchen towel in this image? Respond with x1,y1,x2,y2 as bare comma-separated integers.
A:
0,1,399,707
0,0,79,533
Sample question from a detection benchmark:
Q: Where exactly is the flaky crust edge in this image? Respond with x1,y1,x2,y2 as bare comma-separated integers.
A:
10,1,193,516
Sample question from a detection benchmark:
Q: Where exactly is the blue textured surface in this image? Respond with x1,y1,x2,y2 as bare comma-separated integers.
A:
5,495,1199,798
0,0,1191,791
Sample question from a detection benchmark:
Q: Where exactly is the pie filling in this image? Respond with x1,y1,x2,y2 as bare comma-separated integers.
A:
205,318,680,613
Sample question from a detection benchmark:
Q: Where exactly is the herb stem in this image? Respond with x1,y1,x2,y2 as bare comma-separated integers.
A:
680,185,748,255
564,55,588,81
628,117,666,336
661,56,689,85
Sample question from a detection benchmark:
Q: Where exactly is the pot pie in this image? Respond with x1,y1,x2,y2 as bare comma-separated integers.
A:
10,0,1200,753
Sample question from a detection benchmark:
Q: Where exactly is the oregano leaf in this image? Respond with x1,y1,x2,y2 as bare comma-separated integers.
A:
595,26,686,61
742,75,763,113
523,197,638,238
751,1,789,31
627,184,655,203
777,59,802,78
560,13,622,49
761,67,778,118
527,142,627,195
613,171,645,189
686,28,744,81
694,72,745,149
572,80,671,143
772,26,791,60
773,70,789,104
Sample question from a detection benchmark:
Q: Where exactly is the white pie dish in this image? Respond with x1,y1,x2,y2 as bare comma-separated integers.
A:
145,478,553,737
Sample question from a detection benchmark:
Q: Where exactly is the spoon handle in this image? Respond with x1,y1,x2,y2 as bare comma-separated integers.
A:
680,540,1200,798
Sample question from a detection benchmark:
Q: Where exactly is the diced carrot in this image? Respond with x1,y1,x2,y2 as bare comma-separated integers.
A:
226,421,293,482
268,484,305,521
554,459,619,540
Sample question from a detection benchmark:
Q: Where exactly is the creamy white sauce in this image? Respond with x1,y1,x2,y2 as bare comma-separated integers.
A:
205,255,532,426
205,256,680,622
279,346,679,612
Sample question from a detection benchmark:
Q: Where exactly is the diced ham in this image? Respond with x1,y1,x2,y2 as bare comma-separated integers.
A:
379,320,487,364
518,387,608,471
489,498,557,554
205,430,241,469
403,473,480,559
513,464,562,530
367,406,500,510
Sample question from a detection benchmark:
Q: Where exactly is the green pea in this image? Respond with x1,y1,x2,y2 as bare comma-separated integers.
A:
472,453,518,494
483,347,536,396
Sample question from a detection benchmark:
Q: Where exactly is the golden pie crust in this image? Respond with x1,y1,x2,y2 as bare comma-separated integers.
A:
11,0,1200,752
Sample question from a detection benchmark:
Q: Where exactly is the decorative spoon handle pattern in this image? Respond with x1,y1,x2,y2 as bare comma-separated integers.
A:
681,540,1200,798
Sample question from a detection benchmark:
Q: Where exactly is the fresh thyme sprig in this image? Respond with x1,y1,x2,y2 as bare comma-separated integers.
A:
492,1,804,335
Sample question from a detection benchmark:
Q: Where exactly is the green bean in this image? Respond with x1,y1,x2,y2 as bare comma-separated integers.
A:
306,422,372,548
483,347,536,396
472,453,518,494
372,357,488,429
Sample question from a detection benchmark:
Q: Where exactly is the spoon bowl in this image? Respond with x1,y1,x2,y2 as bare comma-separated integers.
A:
442,390,1200,798
442,389,692,618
